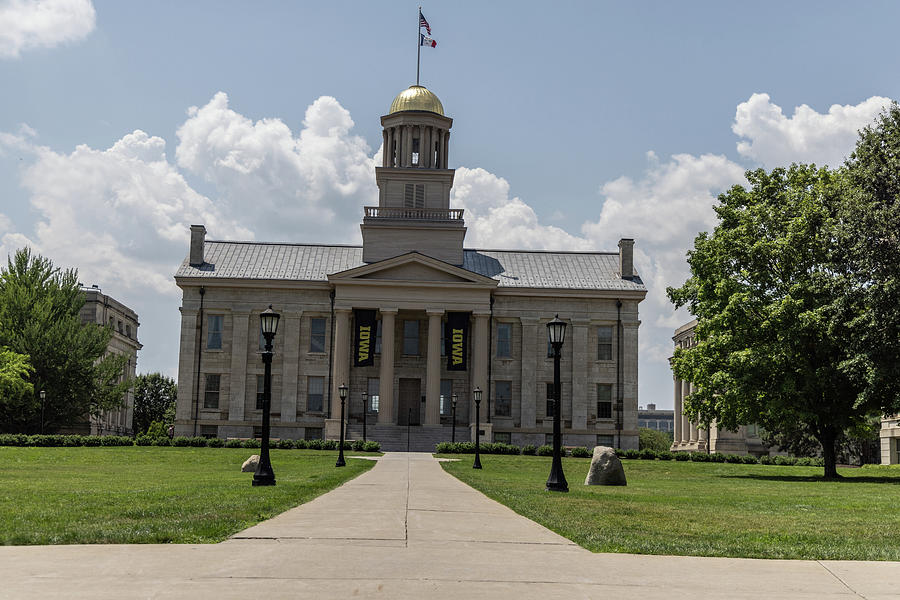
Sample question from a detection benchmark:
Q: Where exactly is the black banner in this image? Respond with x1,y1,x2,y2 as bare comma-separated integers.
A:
445,312,470,371
354,309,377,367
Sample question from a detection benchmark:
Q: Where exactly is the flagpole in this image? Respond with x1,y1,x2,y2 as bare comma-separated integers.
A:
416,6,421,86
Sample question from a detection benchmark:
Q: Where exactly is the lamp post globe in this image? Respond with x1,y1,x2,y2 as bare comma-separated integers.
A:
473,387,483,469
451,393,458,443
253,305,280,487
362,390,368,443
336,383,348,467
545,315,569,492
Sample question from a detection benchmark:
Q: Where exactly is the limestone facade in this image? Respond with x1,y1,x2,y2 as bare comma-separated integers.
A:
670,320,770,456
77,286,141,436
879,417,900,464
172,84,646,450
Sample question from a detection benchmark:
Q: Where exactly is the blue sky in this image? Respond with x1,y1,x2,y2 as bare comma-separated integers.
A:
1,1,898,410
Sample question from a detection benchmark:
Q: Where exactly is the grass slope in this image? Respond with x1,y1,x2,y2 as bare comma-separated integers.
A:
1,447,374,545
440,455,900,561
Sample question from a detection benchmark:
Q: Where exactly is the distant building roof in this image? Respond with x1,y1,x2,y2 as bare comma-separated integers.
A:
174,241,647,292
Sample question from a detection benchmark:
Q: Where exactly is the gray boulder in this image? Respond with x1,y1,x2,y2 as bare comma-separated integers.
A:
241,454,260,473
584,446,627,486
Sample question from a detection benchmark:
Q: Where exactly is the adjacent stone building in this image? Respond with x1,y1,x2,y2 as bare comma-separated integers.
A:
173,84,647,451
77,285,141,436
880,417,900,464
638,404,673,433
670,320,769,456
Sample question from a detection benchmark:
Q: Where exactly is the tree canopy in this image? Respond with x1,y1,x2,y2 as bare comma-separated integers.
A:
667,164,880,478
0,248,131,433
133,373,177,435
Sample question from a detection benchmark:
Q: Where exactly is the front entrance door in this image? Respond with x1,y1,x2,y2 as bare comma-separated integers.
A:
398,378,421,426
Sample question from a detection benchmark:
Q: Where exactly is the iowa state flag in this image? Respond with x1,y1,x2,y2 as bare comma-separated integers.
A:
420,33,436,48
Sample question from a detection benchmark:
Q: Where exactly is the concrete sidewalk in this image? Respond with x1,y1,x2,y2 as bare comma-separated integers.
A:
1,452,897,599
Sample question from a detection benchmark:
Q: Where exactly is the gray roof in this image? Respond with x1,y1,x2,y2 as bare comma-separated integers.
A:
175,241,646,292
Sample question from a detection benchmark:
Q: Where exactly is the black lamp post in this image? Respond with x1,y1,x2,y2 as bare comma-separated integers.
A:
451,393,458,443
253,305,280,487
336,383,347,467
546,315,569,492
40,390,46,435
362,390,368,443
473,387,483,469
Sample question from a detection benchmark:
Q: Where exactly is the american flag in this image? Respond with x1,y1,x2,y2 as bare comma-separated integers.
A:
419,11,431,35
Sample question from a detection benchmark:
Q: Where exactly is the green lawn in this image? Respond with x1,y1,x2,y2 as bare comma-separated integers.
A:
0,446,375,545
440,455,900,561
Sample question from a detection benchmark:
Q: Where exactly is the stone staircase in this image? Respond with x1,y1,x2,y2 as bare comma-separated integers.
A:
344,419,470,452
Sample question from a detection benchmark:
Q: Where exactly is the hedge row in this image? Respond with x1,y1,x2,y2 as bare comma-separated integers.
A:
0,433,380,452
433,440,822,467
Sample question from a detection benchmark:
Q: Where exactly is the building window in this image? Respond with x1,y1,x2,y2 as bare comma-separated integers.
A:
495,381,512,417
440,379,452,415
207,315,223,349
117,320,123,334
259,323,266,350
545,433,554,446
309,318,326,353
253,426,263,439
404,183,425,208
411,137,420,166
598,326,613,360
367,378,380,413
256,375,265,410
597,384,612,419
403,320,419,355
597,434,614,447
125,324,131,338
496,323,511,358
305,427,323,441
200,425,217,439
307,376,324,412
545,382,555,417
494,432,511,444
204,374,220,409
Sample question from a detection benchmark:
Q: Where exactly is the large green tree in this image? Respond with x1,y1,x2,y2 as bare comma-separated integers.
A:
667,165,873,478
0,347,33,418
132,373,177,435
838,103,900,413
0,248,131,433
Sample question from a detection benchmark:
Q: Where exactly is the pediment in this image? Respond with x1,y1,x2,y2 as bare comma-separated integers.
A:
328,252,497,287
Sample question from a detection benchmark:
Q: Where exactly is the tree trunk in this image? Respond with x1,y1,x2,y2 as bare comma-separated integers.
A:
819,426,840,479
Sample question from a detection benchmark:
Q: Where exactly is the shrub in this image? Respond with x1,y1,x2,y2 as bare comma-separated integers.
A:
28,434,64,447
724,454,744,464
493,442,520,455
172,436,191,447
0,433,27,446
134,434,153,446
351,440,364,451
674,452,690,461
638,449,657,460
656,450,674,461
151,437,170,446
241,439,260,449
759,455,774,465
81,435,102,447
615,448,626,457
741,455,758,464
207,437,224,448
294,439,308,450
62,435,82,447
623,449,640,459
435,441,453,453
189,437,208,447
570,446,591,458
522,444,537,456
363,441,380,452
708,452,726,463
536,444,553,456
774,455,797,466
690,452,710,462
277,439,295,449
795,457,814,466
306,439,324,450
323,440,338,450
812,457,824,467
101,436,133,447
639,427,673,452
145,421,167,439
224,439,243,448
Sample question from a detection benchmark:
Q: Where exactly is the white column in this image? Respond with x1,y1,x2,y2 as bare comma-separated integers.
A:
382,129,388,167
175,308,198,435
442,131,450,168
378,309,397,424
471,312,489,424
572,319,588,429
331,309,351,419
229,311,249,422
280,311,302,422
681,379,691,445
519,317,538,429
688,384,698,443
405,126,413,167
673,375,683,445
425,309,443,424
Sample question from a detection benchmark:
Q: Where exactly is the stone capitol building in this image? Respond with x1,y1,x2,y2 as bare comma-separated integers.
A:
173,84,646,451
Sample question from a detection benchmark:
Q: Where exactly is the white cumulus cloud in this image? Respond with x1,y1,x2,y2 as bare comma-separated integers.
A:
0,0,95,59
733,93,893,169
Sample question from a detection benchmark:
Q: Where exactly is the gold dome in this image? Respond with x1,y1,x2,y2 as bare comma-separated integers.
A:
389,85,444,116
